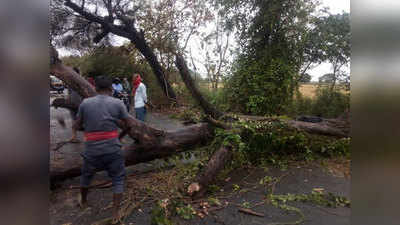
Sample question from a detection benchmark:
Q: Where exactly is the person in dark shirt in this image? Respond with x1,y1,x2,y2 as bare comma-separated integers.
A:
72,76,130,224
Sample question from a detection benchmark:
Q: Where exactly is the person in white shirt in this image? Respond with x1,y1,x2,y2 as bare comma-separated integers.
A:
132,73,147,121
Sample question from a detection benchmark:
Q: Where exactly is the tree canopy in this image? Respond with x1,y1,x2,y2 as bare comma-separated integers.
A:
312,12,351,87
50,0,350,115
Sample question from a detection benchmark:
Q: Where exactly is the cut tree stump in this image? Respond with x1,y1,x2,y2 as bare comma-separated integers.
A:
188,145,233,198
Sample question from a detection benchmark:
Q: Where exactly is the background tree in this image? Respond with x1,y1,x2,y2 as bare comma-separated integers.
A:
134,0,213,84
319,73,335,83
200,5,232,90
313,12,350,90
299,73,312,83
220,0,320,115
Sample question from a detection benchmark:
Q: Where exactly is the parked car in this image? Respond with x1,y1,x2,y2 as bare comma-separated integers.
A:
50,75,64,94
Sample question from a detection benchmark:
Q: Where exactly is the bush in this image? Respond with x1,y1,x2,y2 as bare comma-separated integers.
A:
200,86,230,112
311,88,349,118
223,56,297,116
289,87,349,118
288,92,314,116
212,120,350,168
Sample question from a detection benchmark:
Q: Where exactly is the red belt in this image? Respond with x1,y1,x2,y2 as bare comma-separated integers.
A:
84,130,119,141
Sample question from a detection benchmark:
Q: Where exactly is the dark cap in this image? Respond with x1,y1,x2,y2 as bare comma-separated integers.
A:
95,76,113,91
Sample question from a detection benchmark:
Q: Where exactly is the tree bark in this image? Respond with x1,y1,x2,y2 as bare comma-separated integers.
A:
51,98,79,113
50,49,97,98
187,145,233,198
236,115,349,137
175,54,224,119
128,32,177,101
51,123,213,184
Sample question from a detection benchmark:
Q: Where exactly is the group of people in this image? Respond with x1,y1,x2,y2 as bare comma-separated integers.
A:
109,76,147,122
112,75,147,121
68,69,148,123
66,69,149,223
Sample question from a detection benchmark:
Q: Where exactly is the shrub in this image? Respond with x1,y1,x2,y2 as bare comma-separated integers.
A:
212,120,350,168
223,56,297,116
288,92,314,116
311,88,349,118
289,87,350,118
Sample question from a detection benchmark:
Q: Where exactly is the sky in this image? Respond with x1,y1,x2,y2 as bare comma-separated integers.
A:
58,0,350,81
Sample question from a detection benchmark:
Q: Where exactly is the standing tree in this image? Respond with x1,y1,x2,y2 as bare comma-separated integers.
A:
200,7,231,90
299,73,312,83
313,12,350,90
220,0,320,115
319,73,335,83
133,0,214,84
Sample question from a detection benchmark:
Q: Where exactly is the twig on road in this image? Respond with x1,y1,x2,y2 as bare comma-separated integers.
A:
238,207,265,217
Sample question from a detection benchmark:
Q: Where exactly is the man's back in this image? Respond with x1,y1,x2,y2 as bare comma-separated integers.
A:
76,76,127,220
77,94,129,156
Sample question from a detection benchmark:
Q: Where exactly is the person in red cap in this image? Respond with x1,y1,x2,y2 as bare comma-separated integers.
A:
131,73,147,122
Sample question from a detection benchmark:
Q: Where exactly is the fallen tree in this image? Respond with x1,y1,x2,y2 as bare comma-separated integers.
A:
51,123,213,184
236,115,349,138
50,54,349,188
50,46,214,185
49,1,349,195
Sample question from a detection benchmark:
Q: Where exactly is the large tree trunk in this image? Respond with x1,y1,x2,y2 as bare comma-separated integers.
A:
51,123,213,184
128,35,177,101
235,115,349,138
175,55,223,119
287,120,348,137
